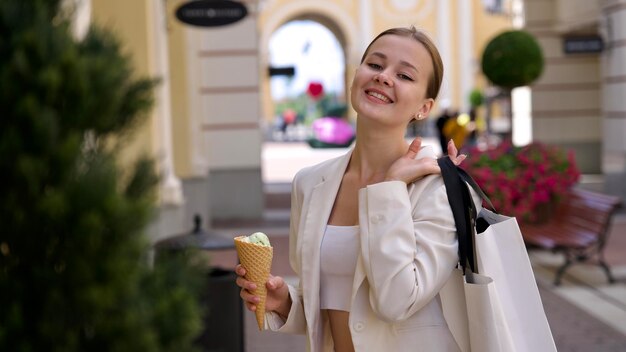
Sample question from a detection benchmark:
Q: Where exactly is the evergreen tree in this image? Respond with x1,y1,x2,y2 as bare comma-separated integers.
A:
0,1,203,351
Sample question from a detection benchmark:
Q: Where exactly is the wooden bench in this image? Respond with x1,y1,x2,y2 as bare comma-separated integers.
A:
519,188,622,285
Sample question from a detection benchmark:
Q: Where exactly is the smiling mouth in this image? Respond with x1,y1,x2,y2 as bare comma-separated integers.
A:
366,90,393,103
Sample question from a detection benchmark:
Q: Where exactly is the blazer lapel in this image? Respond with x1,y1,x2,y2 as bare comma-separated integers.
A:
351,145,435,302
351,186,413,300
300,150,352,347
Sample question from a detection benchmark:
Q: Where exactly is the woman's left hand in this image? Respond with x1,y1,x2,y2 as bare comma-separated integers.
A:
384,138,466,184
446,139,467,166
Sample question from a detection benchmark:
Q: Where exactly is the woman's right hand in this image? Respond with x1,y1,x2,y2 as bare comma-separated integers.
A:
385,137,440,184
235,264,291,319
385,138,467,184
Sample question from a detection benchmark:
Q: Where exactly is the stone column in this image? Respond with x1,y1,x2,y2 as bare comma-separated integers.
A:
189,0,264,220
601,0,626,198
359,0,373,51
458,0,474,113
525,0,603,174
65,0,91,40
437,0,453,105
153,0,184,206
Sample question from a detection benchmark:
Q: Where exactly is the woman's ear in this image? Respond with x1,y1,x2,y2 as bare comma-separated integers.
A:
416,98,435,119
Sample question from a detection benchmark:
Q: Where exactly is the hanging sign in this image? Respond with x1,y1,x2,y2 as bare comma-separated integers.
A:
176,0,248,27
563,36,603,54
268,66,295,77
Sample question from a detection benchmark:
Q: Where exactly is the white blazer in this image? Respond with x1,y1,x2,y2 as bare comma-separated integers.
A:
266,146,478,352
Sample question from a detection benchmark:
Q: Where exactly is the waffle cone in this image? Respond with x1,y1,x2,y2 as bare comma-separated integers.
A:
234,236,273,330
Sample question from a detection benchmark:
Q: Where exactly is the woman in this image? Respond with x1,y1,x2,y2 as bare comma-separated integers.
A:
236,26,477,351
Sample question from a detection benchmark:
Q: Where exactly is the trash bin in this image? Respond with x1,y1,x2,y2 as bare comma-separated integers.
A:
155,214,243,352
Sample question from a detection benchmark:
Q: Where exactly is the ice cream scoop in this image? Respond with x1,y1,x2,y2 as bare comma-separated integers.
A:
248,232,270,246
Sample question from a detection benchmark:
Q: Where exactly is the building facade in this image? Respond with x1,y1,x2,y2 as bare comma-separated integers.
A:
84,0,515,242
524,0,626,200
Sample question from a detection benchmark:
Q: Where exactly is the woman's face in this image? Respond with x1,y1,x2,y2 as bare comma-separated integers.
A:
350,35,434,126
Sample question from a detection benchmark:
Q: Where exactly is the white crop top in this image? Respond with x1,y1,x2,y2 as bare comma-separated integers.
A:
320,225,360,311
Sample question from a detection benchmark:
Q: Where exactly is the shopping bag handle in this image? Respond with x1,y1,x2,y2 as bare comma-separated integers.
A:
451,162,495,211
437,156,487,274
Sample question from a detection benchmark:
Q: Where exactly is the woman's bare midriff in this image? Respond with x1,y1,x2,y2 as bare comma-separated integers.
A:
326,309,355,352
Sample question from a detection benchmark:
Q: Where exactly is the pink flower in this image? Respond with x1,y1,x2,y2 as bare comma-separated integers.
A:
463,141,580,222
532,189,550,203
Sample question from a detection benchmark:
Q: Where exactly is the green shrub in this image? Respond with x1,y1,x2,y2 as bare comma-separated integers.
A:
469,88,484,108
0,1,203,351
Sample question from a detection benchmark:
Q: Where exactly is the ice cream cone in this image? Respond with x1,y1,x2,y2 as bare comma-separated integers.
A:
234,235,273,330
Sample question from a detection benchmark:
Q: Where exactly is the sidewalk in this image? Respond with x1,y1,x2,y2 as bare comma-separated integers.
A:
210,141,626,352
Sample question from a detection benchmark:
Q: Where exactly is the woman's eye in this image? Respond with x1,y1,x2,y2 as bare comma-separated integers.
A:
367,63,382,70
398,73,414,81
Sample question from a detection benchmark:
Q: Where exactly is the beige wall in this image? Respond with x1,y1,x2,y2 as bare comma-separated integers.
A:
91,0,156,170
555,0,602,31
370,1,437,32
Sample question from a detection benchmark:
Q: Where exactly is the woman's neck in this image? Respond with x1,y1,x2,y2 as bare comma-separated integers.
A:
349,120,409,183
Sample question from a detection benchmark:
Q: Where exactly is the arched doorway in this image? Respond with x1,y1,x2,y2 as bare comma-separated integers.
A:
267,19,347,142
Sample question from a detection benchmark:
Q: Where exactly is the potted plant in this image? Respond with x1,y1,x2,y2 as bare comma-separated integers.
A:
461,141,581,223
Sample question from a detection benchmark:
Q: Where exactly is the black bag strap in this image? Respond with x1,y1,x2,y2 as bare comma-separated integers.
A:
456,167,495,211
437,156,479,274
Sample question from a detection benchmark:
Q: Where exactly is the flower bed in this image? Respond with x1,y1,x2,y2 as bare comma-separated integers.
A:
461,141,580,222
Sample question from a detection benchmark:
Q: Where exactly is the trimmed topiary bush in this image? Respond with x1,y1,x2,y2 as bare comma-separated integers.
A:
481,30,544,89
